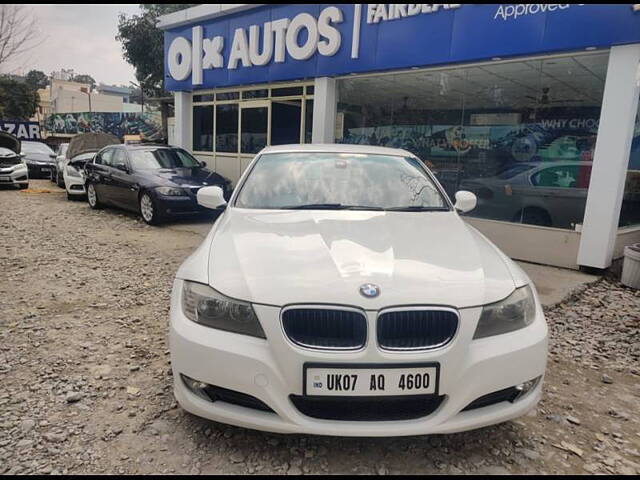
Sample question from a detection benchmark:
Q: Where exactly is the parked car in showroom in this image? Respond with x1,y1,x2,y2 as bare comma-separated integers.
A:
169,144,548,436
21,140,56,179
52,142,69,187
0,131,28,189
84,143,231,225
460,161,592,229
63,133,120,200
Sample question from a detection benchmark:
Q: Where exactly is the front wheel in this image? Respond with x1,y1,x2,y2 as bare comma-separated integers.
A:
17,183,29,190
87,183,102,209
139,191,163,225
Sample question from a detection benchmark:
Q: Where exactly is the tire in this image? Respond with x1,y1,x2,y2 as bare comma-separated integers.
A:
18,183,28,190
514,207,552,227
86,183,102,209
67,191,76,201
139,191,163,225
50,169,56,183
56,172,65,188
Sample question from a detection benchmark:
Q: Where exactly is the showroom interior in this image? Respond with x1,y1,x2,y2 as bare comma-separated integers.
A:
159,4,640,271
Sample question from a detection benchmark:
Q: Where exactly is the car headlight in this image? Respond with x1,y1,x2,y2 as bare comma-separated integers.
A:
181,280,266,339
65,165,81,177
473,285,537,339
156,186,187,196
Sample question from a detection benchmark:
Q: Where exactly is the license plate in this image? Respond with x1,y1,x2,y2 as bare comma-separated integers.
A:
304,363,439,397
0,176,10,182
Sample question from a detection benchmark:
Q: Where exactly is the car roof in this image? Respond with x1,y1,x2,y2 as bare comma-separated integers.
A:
258,143,416,157
123,143,173,150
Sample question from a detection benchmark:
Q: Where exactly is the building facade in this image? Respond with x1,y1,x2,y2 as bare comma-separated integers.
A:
159,4,640,270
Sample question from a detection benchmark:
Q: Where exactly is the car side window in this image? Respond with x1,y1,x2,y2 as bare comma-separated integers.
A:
112,149,130,171
100,148,115,167
532,166,578,188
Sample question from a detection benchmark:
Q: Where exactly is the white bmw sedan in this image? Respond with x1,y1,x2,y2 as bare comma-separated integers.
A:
169,144,548,436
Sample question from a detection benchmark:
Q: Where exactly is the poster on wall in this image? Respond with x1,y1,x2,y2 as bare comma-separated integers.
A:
0,121,42,140
44,112,163,141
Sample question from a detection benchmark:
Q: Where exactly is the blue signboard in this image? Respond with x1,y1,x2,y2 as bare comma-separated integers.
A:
0,121,41,140
164,4,640,92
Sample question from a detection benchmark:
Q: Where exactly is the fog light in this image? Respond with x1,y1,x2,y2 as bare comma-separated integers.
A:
514,376,541,400
181,374,211,401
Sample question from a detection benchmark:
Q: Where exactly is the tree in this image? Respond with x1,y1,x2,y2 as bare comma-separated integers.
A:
0,5,42,67
0,76,39,120
116,4,196,98
25,69,48,90
72,74,96,90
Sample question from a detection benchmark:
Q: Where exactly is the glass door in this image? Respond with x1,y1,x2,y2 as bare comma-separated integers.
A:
239,101,270,174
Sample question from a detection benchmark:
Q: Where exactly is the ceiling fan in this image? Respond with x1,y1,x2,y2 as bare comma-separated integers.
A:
526,87,583,104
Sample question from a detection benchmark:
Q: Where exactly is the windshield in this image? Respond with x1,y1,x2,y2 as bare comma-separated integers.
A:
495,164,535,180
128,148,200,170
235,152,449,211
22,142,54,155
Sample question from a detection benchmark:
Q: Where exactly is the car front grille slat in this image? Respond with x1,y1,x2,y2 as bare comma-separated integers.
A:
290,394,445,421
282,308,367,350
377,309,458,351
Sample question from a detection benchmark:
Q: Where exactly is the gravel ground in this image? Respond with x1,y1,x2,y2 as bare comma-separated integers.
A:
1,180,639,475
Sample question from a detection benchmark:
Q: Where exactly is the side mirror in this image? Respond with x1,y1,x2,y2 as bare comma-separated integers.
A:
199,160,207,168
114,162,129,173
454,190,477,213
197,186,227,210
19,153,25,158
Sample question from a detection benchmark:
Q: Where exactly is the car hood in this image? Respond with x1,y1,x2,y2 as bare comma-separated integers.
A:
0,131,20,154
206,209,517,309
150,168,228,187
67,133,119,159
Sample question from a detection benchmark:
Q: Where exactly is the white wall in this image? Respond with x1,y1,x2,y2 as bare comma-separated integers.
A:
577,44,640,269
312,77,337,143
52,89,123,113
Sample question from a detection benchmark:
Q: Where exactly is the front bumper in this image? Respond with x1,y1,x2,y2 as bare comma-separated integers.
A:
0,164,29,186
26,162,55,178
169,279,548,436
63,171,86,195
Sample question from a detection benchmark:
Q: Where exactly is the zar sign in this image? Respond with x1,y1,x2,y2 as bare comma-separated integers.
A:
0,121,42,140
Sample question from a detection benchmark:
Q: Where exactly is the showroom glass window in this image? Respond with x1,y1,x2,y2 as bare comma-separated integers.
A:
620,96,640,227
193,105,213,151
215,104,239,153
337,52,610,230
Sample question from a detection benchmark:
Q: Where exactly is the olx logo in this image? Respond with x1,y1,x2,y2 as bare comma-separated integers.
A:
167,6,343,85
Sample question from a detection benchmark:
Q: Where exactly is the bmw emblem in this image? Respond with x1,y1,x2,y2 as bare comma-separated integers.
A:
359,283,380,298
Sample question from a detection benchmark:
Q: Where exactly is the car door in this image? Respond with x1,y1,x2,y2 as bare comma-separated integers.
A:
88,147,116,202
523,164,591,228
109,149,140,211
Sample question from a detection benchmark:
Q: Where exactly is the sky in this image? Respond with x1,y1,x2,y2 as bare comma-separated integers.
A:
1,4,142,86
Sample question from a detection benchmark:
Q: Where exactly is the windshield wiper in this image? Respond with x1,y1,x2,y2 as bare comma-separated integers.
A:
385,206,449,212
280,203,384,211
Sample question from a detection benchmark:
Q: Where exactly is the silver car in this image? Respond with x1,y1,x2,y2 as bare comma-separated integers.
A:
461,161,593,229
